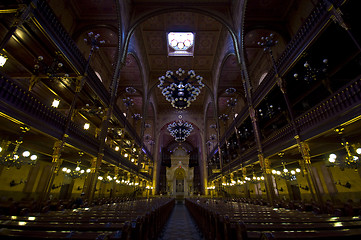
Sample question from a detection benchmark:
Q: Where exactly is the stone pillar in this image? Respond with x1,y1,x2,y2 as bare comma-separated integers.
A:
38,140,63,202
296,136,323,205
83,155,100,202
259,155,276,204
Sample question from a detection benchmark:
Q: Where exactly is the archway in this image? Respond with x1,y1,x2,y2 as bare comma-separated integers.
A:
166,147,194,199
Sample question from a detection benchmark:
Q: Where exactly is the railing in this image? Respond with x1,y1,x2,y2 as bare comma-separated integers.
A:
0,73,153,178
31,0,153,160
112,107,153,161
0,73,66,138
209,73,361,181
208,0,338,178
33,0,110,106
103,145,151,181
295,74,361,136
252,0,332,107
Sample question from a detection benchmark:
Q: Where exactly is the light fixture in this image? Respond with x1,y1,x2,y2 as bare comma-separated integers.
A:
244,173,265,184
271,162,301,181
157,68,205,109
219,114,229,123
327,127,361,170
167,116,193,142
0,53,8,67
97,172,115,183
61,153,88,178
123,97,134,109
81,103,104,115
293,59,328,84
132,113,142,121
0,126,37,169
83,123,90,130
115,146,120,151
52,99,60,108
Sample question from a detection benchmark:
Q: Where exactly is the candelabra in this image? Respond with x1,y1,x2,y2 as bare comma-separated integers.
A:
327,127,361,170
271,162,301,181
132,113,142,121
29,52,68,91
167,116,193,142
0,126,38,169
244,173,265,184
293,59,328,84
81,103,104,116
123,97,134,109
157,68,205,109
219,114,229,123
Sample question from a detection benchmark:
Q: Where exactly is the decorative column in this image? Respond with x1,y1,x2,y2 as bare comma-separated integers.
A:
37,32,104,203
242,167,250,198
202,133,209,195
295,137,323,204
219,113,230,164
259,156,276,204
82,156,99,201
38,139,64,202
258,34,325,205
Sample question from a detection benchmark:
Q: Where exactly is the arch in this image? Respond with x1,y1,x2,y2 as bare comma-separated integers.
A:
121,6,241,67
174,167,186,180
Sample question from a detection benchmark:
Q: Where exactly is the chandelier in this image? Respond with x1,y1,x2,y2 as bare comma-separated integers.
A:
244,173,265,184
157,68,205,109
327,127,361,170
271,163,301,181
0,126,38,169
167,116,193,142
62,162,90,179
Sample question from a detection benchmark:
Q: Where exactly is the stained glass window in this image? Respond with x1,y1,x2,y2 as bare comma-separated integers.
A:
167,32,194,56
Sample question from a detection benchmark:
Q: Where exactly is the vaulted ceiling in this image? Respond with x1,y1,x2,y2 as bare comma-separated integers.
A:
0,0,321,172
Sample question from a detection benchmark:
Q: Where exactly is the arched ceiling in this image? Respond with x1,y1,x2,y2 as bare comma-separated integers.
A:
52,0,301,150
0,0,317,173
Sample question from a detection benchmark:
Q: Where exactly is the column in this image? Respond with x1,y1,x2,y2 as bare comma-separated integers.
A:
259,155,276,204
82,156,99,201
38,140,63,202
296,137,323,205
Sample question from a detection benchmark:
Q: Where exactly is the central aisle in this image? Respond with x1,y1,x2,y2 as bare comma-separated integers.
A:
158,201,204,240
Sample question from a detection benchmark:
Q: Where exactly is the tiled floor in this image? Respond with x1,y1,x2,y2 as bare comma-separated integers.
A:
158,202,204,240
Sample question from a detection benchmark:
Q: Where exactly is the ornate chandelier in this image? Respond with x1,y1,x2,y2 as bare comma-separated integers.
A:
271,163,301,181
157,68,205,109
0,126,38,169
167,116,193,142
327,128,361,170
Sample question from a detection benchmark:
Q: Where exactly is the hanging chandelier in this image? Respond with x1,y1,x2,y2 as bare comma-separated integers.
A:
157,68,205,109
167,116,193,142
271,162,301,181
0,126,38,169
327,127,361,170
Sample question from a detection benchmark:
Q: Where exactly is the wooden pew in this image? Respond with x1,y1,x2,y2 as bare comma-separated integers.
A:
186,198,361,240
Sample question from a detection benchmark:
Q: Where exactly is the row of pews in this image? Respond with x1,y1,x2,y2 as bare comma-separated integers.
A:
0,197,175,239
186,198,361,240
0,196,137,216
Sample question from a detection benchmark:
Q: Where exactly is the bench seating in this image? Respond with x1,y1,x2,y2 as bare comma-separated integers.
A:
0,198,175,240
186,198,361,240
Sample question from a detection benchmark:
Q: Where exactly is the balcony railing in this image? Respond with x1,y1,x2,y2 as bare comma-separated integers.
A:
0,73,147,177
209,73,361,181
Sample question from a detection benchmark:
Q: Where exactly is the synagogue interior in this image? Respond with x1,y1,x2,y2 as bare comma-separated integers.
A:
1,0,361,239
